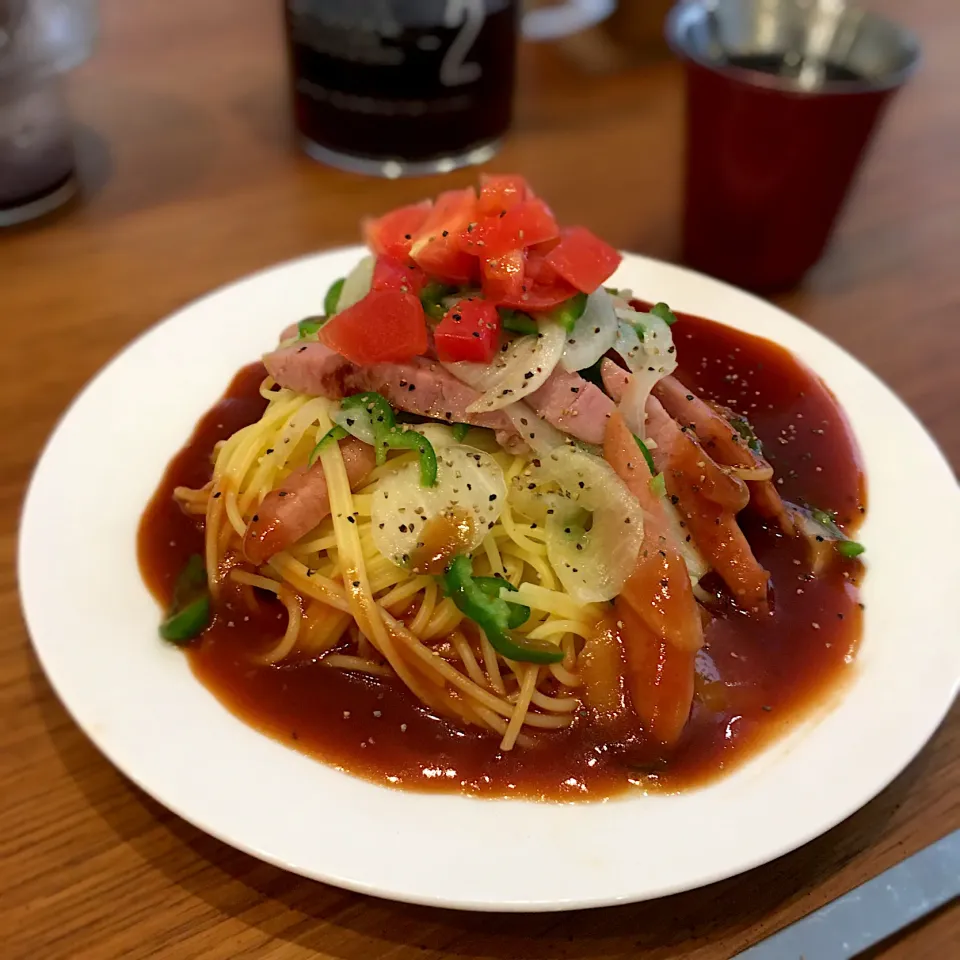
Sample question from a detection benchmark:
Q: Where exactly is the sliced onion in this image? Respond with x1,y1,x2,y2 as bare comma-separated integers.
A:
335,255,374,313
370,445,507,569
538,447,644,604
330,402,377,445
786,502,839,576
559,287,618,373
612,311,678,438
729,464,775,482
443,320,566,414
501,401,566,457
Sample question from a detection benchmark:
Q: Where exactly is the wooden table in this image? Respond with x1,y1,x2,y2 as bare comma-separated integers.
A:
2,1,957,956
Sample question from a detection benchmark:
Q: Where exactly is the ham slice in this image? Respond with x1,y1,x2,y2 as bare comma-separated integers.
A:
603,411,702,746
645,396,770,612
654,375,793,535
526,368,615,445
603,361,770,613
242,437,376,565
604,411,703,653
263,341,613,447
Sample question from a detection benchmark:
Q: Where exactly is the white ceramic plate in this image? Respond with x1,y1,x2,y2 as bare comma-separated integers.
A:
20,248,960,911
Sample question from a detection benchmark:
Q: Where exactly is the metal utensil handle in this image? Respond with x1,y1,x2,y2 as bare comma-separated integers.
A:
735,829,960,959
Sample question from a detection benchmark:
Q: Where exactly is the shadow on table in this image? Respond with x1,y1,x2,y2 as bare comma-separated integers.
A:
30,651,940,960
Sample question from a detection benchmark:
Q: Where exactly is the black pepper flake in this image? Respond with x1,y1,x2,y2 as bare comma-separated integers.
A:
252,514,259,522
685,394,694,401
761,705,772,712
297,345,308,353
278,491,288,498
212,492,221,499
352,580,360,588
442,230,449,237
404,233,412,240
347,515,355,523
489,494,497,501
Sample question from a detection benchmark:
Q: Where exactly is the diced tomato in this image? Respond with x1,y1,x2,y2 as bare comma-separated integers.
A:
434,297,501,364
497,276,580,312
525,245,561,285
371,255,425,295
477,174,530,217
460,198,560,258
544,226,622,293
480,250,525,304
410,187,479,284
363,200,432,262
319,290,428,364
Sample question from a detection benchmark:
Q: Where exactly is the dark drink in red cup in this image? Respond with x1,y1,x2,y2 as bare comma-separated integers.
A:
666,0,920,291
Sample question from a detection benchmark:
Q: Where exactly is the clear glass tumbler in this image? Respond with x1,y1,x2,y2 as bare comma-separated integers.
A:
0,0,97,226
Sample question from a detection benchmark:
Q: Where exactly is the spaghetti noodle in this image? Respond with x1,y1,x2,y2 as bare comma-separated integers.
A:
175,383,605,750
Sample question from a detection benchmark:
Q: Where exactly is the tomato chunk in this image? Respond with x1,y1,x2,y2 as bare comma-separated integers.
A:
477,174,530,217
410,187,479,284
319,290,428,364
525,244,561,285
497,276,580,311
371,255,425,295
544,226,622,293
460,198,560,258
480,250,525,304
363,200,432,262
434,297,501,364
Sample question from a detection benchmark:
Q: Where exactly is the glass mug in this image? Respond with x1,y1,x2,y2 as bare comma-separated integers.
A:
283,0,616,177
0,0,97,226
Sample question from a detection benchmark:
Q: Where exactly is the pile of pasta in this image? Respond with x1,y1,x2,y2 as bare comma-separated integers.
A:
176,379,606,751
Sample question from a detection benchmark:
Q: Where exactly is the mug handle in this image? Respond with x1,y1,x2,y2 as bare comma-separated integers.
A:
522,0,617,42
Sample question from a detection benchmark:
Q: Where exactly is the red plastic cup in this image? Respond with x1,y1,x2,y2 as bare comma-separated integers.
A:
666,0,920,291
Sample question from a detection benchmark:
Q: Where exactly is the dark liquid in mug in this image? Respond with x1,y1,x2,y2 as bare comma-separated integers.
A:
725,54,865,84
285,1,518,163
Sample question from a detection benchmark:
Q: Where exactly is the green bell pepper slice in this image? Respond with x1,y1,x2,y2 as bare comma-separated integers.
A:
441,555,562,664
159,554,211,645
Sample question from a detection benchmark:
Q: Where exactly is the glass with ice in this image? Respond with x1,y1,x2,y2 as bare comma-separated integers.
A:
0,0,96,226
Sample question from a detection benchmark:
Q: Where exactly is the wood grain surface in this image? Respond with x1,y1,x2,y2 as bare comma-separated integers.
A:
2,1,957,957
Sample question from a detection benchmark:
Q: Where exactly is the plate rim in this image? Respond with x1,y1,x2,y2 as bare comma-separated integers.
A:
18,246,960,912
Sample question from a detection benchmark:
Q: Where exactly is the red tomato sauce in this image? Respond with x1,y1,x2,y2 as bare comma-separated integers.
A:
138,313,865,800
